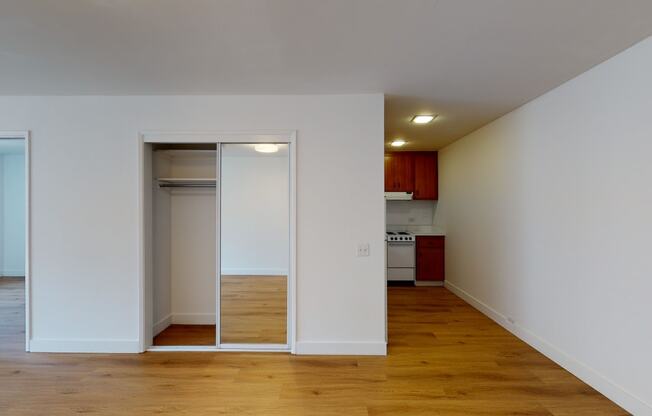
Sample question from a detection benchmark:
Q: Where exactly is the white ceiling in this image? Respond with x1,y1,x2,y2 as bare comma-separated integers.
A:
2,0,652,149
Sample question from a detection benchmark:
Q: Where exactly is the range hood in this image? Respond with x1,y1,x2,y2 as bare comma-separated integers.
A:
384,192,413,201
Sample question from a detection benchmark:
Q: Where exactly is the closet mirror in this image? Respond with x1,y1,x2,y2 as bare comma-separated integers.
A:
150,143,217,346
219,143,289,345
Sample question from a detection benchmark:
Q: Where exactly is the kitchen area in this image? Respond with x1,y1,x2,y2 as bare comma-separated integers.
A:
385,151,445,286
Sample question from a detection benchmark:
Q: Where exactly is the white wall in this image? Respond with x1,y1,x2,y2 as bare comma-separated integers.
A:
221,152,289,276
0,94,385,355
386,200,437,226
0,153,25,276
438,37,652,414
152,151,171,334
170,188,216,325
168,153,217,326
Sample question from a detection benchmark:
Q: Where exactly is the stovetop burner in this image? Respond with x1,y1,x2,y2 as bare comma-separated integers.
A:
385,231,415,242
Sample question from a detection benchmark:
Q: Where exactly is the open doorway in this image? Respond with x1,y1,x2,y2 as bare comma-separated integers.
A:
0,133,29,353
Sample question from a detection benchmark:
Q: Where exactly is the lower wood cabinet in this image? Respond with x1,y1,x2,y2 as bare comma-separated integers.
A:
416,236,445,281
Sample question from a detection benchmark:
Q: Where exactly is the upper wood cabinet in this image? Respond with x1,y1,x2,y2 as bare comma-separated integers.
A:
385,151,438,199
384,153,414,192
413,152,438,200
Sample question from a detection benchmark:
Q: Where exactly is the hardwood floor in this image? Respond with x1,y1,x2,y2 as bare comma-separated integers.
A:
0,278,626,415
152,275,287,346
153,324,216,346
220,275,287,344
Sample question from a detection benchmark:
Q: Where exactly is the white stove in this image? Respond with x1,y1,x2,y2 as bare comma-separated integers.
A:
385,231,415,242
385,231,416,281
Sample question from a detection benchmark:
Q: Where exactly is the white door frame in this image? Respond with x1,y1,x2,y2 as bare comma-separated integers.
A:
0,131,31,352
137,130,297,353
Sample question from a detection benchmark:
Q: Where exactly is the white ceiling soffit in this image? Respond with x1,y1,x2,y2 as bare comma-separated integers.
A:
1,0,652,149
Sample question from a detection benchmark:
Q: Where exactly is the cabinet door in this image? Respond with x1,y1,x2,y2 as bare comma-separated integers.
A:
416,236,445,281
413,152,438,200
384,154,397,191
384,153,414,192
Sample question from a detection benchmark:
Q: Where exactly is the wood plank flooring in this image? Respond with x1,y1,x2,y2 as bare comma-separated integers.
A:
220,275,287,344
0,278,627,415
153,324,216,346
152,275,287,346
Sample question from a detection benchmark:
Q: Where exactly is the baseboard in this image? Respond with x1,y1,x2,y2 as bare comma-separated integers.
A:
29,338,140,353
295,341,386,356
171,313,215,325
220,268,288,276
444,281,652,416
153,314,172,336
415,280,444,287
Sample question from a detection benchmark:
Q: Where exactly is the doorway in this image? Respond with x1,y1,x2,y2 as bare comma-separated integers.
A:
139,132,296,352
0,132,29,353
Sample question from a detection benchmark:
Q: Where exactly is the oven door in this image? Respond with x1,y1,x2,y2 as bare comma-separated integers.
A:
387,241,415,268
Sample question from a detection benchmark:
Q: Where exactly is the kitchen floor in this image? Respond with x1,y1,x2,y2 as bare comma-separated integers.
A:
0,278,625,415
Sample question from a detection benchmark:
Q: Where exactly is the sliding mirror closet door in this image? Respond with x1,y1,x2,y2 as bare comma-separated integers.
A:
219,143,289,346
151,144,217,347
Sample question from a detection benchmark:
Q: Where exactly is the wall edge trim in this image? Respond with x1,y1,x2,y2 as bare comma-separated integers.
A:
295,341,386,356
29,338,140,353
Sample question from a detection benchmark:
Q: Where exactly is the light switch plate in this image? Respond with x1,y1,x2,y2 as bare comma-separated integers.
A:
357,243,370,257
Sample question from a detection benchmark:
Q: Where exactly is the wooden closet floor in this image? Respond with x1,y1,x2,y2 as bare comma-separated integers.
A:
153,325,215,346
153,275,287,346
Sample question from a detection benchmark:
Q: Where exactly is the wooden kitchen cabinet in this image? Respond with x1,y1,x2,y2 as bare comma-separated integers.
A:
416,236,445,282
385,151,437,199
413,152,438,200
384,153,414,192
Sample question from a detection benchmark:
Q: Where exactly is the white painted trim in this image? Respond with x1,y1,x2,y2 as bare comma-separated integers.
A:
295,341,387,356
171,313,215,325
137,135,146,352
220,268,288,276
288,130,297,353
142,130,295,144
220,343,289,351
445,281,652,415
153,314,172,336
0,131,31,352
215,142,221,346
147,345,290,353
415,281,444,287
30,338,140,353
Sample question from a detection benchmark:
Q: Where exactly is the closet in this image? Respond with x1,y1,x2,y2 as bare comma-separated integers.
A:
142,140,290,350
151,143,217,346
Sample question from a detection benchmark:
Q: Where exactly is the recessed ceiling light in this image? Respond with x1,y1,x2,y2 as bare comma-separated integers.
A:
411,114,435,124
254,143,279,153
391,139,406,147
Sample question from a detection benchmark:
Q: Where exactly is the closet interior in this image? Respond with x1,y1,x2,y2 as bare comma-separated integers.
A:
145,141,289,349
151,143,217,346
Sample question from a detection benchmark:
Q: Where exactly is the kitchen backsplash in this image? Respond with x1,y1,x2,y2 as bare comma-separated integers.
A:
386,200,437,226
